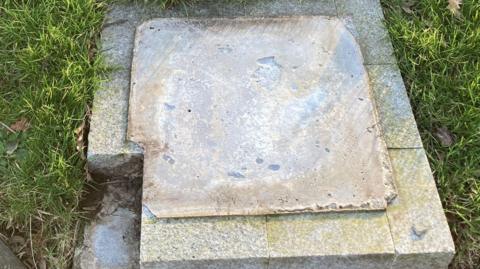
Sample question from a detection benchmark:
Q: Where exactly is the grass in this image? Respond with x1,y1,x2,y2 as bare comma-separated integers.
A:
0,0,106,267
0,0,478,268
381,0,480,268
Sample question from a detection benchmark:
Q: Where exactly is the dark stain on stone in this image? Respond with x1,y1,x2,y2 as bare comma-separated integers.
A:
164,103,176,111
217,45,233,53
228,171,245,179
256,158,264,164
325,147,330,153
411,225,428,240
268,164,280,171
256,56,278,66
162,154,175,164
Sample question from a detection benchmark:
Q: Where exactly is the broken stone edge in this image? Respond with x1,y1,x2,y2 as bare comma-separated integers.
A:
85,0,455,268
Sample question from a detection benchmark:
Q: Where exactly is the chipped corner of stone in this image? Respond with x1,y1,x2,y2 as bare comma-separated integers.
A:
338,15,360,41
136,18,157,33
382,153,398,205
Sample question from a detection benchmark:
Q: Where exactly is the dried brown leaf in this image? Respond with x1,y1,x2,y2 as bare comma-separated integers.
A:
6,140,19,155
38,258,47,269
447,0,462,16
434,126,455,147
402,0,416,14
75,106,91,160
75,121,86,160
10,235,26,245
9,117,30,132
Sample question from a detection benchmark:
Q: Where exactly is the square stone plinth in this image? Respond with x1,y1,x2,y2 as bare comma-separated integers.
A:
85,1,455,268
129,17,395,218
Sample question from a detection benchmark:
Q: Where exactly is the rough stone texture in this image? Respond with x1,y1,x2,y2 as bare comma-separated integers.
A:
267,212,395,268
0,241,25,269
85,0,455,268
367,65,423,148
74,179,142,269
139,212,396,269
130,17,395,218
387,148,455,269
336,0,396,65
87,0,337,179
140,216,268,269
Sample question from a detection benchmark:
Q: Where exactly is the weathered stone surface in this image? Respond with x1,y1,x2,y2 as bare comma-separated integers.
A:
87,0,338,179
74,180,141,269
267,212,395,268
336,0,396,64
87,1,455,268
129,17,395,218
367,65,423,148
140,216,268,269
387,148,455,268
0,240,25,269
139,211,396,269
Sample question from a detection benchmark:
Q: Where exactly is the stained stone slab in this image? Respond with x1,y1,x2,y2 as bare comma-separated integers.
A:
129,17,395,218
367,65,423,148
88,0,338,178
140,216,268,269
266,212,394,269
336,0,396,65
387,149,455,268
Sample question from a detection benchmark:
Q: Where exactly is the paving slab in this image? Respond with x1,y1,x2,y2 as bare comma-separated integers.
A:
140,216,268,269
129,17,395,218
266,212,394,269
387,148,455,269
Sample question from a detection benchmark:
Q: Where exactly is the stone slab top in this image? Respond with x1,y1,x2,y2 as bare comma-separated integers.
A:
128,16,396,218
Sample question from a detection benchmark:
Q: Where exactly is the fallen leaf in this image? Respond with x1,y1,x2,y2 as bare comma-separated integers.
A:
6,140,18,155
402,0,416,14
435,150,445,161
38,259,47,269
9,117,30,132
75,121,86,160
82,205,98,211
86,169,93,182
433,127,455,147
75,106,91,160
10,235,26,245
447,0,462,16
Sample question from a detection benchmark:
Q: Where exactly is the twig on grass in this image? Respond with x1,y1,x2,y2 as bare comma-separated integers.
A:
0,121,15,133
